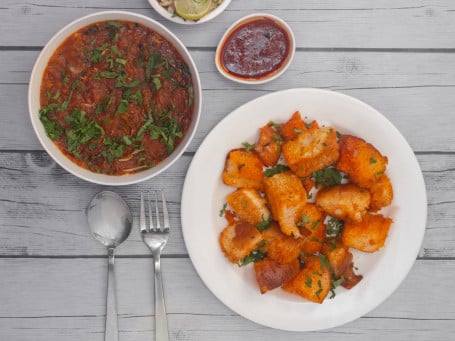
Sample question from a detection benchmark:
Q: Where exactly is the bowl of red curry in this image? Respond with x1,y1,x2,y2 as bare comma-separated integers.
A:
215,13,295,84
28,11,201,185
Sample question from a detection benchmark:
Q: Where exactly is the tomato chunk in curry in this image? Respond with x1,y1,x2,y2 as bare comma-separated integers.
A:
39,20,194,175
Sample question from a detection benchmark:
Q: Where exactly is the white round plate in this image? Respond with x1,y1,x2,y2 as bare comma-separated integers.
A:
181,88,427,331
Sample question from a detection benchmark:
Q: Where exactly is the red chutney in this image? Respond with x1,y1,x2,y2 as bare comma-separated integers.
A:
220,18,290,79
39,20,194,175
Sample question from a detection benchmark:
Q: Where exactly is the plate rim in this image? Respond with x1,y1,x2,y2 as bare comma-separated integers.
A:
181,88,427,331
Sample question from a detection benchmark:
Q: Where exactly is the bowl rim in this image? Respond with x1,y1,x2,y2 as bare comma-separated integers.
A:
28,10,202,186
148,0,232,25
215,13,296,85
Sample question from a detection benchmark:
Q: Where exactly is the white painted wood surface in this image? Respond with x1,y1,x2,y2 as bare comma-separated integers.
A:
0,1,454,340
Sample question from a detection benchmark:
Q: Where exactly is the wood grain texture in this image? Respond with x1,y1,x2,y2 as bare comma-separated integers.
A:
0,258,453,340
2,50,455,152
1,1,455,48
0,152,452,258
0,1,454,339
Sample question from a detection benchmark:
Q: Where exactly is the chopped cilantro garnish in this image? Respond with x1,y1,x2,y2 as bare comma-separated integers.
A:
264,164,290,177
312,167,342,187
326,218,345,237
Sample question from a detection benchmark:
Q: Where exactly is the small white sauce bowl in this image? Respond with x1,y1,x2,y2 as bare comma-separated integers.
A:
215,13,296,84
28,11,202,186
148,0,232,25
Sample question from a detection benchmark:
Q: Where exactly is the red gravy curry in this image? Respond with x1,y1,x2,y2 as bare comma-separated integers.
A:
219,18,290,79
39,20,194,175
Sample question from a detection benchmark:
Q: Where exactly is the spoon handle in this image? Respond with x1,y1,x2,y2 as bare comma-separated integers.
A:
106,248,119,341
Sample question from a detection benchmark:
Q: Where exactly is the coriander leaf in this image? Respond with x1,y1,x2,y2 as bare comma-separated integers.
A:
242,141,255,152
326,218,345,237
330,276,345,299
255,215,272,232
264,164,290,177
219,203,227,217
296,214,311,227
312,167,342,187
238,241,267,267
39,115,63,140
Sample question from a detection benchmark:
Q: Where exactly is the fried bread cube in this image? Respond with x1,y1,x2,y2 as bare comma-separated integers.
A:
262,222,306,264
264,171,307,237
282,126,339,177
368,173,394,211
341,263,363,289
298,204,327,254
254,124,282,166
219,222,263,263
341,213,392,252
337,135,388,188
226,188,271,226
282,255,331,304
280,111,318,141
254,258,300,294
222,148,265,191
316,184,371,223
321,238,353,279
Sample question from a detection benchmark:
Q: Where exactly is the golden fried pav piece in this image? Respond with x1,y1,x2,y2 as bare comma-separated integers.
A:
337,135,388,188
226,188,271,226
222,148,265,191
254,258,300,294
282,255,331,304
368,173,394,211
219,222,263,264
298,204,327,254
264,171,307,237
261,222,307,264
280,111,319,141
321,238,353,279
315,184,371,223
282,126,339,177
341,213,393,252
341,263,363,289
254,124,282,166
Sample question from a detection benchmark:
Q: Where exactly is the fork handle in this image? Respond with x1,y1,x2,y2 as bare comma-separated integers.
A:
106,248,119,341
154,253,169,341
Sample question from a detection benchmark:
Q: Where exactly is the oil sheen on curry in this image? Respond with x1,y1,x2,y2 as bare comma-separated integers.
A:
220,18,290,80
39,20,194,175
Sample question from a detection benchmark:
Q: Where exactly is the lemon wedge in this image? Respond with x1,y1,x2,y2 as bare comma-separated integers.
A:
174,0,213,21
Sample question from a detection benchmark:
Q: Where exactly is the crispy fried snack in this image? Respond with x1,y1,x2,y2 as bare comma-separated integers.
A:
222,148,264,191
219,222,263,263
280,111,316,141
254,124,282,166
226,188,271,226
341,213,393,252
282,255,331,304
298,204,327,254
368,173,394,211
282,126,339,177
321,238,353,279
316,184,371,223
337,135,388,188
264,171,307,237
261,223,307,264
254,258,300,294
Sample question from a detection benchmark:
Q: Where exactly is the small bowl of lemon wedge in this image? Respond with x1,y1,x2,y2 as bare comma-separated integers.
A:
149,0,231,24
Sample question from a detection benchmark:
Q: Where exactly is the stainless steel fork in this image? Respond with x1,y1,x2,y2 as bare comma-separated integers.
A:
140,191,170,341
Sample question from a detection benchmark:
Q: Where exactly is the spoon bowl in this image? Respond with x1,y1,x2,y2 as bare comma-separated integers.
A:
87,191,133,248
86,191,132,341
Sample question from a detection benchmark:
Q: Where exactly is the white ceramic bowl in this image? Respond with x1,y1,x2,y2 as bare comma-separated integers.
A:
148,0,231,25
215,13,295,84
28,11,202,186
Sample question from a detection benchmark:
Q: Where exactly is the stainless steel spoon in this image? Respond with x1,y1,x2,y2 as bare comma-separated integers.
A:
86,191,133,341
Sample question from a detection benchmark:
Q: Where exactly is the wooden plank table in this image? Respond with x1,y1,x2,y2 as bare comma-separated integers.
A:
1,1,454,340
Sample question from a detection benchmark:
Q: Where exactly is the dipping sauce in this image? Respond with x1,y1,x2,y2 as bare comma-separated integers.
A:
219,18,291,80
39,20,194,175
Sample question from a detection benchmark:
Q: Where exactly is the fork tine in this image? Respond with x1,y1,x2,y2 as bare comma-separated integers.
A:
161,191,170,231
147,191,154,232
154,191,161,231
139,192,146,232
